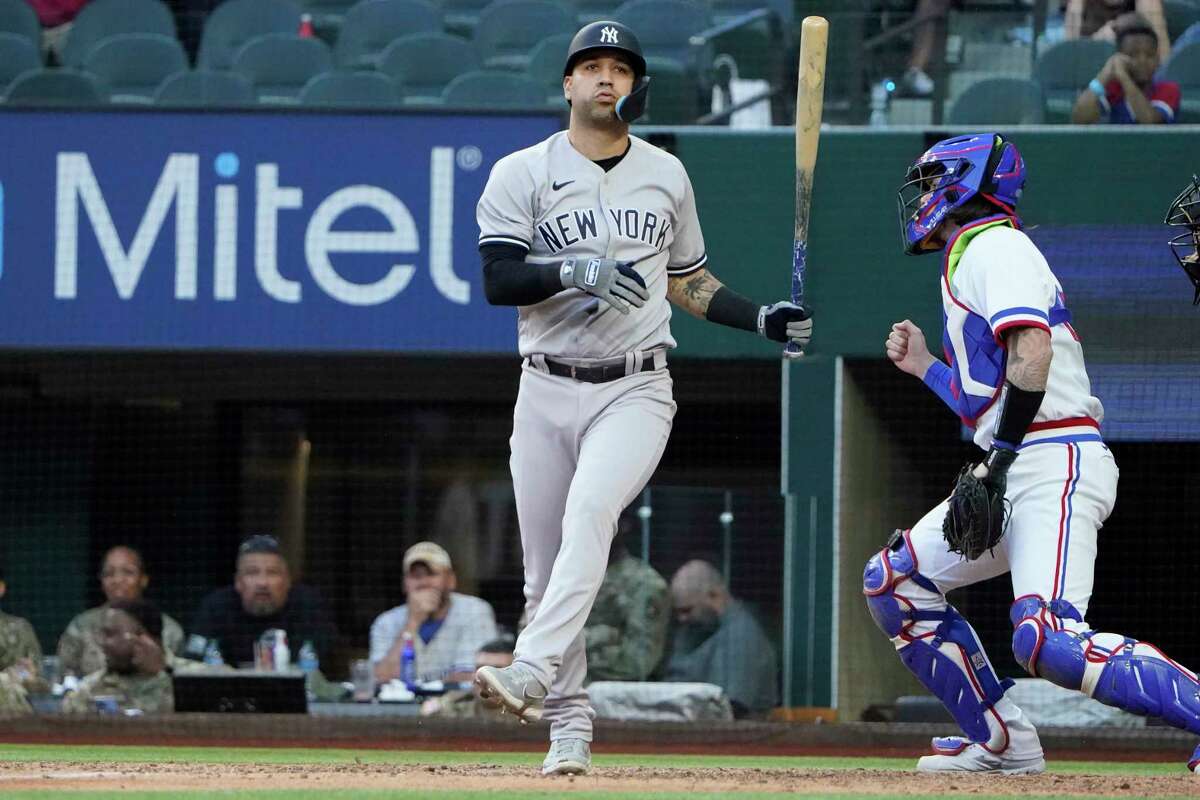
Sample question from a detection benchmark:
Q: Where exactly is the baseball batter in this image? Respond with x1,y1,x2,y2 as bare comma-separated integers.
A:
867,133,1200,774
472,21,812,776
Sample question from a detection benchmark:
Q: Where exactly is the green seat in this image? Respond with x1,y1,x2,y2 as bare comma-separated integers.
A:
613,0,712,73
573,1,613,25
0,0,40,49
232,33,333,104
299,70,403,106
441,69,545,109
437,0,494,38
4,68,105,106
1164,0,1200,43
1164,40,1200,122
0,33,42,97
294,0,358,38
378,32,478,105
198,0,301,71
154,69,256,107
638,55,698,123
526,32,572,106
1034,38,1113,123
333,0,442,69
475,0,576,72
83,33,187,104
60,0,177,68
947,77,1045,126
706,0,791,81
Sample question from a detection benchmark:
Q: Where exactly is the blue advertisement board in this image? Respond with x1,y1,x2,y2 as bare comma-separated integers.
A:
0,109,560,352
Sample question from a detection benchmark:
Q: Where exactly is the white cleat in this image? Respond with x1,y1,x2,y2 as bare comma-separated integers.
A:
542,738,591,776
916,733,1045,775
474,663,546,724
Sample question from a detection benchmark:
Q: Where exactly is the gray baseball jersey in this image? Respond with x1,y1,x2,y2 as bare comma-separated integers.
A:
477,131,707,358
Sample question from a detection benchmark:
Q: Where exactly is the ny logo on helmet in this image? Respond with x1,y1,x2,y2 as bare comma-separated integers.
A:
600,26,619,44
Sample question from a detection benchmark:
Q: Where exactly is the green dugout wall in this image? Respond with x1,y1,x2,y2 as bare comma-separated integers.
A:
655,127,1196,712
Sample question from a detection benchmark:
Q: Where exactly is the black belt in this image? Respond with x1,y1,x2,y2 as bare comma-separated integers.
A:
530,356,659,384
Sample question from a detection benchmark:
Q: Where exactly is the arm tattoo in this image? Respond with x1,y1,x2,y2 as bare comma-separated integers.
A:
1006,327,1052,390
667,268,724,319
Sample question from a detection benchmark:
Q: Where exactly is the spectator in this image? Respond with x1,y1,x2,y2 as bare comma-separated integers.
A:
0,565,41,716
25,0,92,62
58,546,184,678
900,0,953,97
369,542,498,684
664,560,778,718
62,598,174,715
1072,12,1180,123
186,535,337,668
419,635,515,718
583,514,669,682
1065,0,1170,62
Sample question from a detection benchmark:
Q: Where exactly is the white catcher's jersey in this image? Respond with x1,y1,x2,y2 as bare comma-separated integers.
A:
476,132,707,359
939,219,1104,451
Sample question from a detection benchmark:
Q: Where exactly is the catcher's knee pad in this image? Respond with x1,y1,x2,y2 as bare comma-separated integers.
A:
1010,594,1088,689
1084,633,1200,735
862,530,941,639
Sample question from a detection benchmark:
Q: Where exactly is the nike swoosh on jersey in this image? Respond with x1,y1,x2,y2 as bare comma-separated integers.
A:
552,180,575,191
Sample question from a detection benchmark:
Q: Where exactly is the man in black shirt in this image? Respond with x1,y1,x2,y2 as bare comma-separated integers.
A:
185,535,336,668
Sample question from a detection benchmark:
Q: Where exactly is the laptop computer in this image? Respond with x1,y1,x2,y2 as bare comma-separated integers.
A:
173,672,308,714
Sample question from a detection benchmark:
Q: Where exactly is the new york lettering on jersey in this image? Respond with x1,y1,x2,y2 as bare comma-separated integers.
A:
536,207,671,254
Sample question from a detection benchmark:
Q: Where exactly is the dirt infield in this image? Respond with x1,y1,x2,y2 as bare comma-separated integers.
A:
0,760,1195,796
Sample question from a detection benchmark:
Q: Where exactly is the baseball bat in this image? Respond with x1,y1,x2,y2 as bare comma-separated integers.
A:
785,15,828,359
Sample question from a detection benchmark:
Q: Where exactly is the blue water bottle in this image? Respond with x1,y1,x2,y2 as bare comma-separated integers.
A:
400,632,417,689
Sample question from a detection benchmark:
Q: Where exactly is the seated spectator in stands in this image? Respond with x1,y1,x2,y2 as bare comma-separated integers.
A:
663,560,778,718
419,635,515,718
26,0,92,62
583,513,669,683
186,535,336,668
58,546,184,678
1072,12,1180,123
1065,0,1170,62
0,565,41,715
899,0,953,97
370,542,497,684
62,598,174,715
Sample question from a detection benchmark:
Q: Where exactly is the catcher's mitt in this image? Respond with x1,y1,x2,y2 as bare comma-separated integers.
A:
943,461,1012,560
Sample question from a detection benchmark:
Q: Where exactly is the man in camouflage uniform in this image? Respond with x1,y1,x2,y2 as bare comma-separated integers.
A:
583,518,669,683
63,598,174,715
0,567,40,716
58,546,184,677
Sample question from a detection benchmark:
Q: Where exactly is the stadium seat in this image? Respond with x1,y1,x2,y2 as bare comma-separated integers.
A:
947,77,1045,125
198,0,301,71
526,33,573,105
294,0,359,38
232,33,333,104
378,32,479,105
1034,38,1113,123
59,0,177,68
154,69,256,107
438,0,494,38
441,69,545,109
333,0,443,69
83,33,188,104
475,0,576,72
705,0,792,81
1163,40,1200,122
613,0,713,73
0,0,41,49
4,68,105,106
1164,0,1200,43
0,33,42,99
573,2,614,26
638,55,699,123
299,70,403,106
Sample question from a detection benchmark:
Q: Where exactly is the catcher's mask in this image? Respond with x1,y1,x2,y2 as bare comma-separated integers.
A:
1165,174,1200,305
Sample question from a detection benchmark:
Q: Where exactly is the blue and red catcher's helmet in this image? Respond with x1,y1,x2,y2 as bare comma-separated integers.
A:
897,133,1026,255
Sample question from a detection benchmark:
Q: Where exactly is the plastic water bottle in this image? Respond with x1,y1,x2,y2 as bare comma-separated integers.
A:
273,631,291,671
298,641,318,674
203,640,225,667
298,13,315,38
400,632,417,689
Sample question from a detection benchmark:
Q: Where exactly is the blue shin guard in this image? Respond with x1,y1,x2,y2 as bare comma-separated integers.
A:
865,536,1013,750
1011,595,1200,736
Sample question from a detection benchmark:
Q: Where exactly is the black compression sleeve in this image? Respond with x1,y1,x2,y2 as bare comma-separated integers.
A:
705,286,761,333
480,244,563,306
991,382,1046,450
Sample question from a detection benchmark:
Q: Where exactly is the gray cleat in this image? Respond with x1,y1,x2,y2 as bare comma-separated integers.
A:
542,738,591,776
474,663,546,724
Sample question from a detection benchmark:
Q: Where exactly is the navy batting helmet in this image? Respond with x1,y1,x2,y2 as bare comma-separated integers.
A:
563,21,650,123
